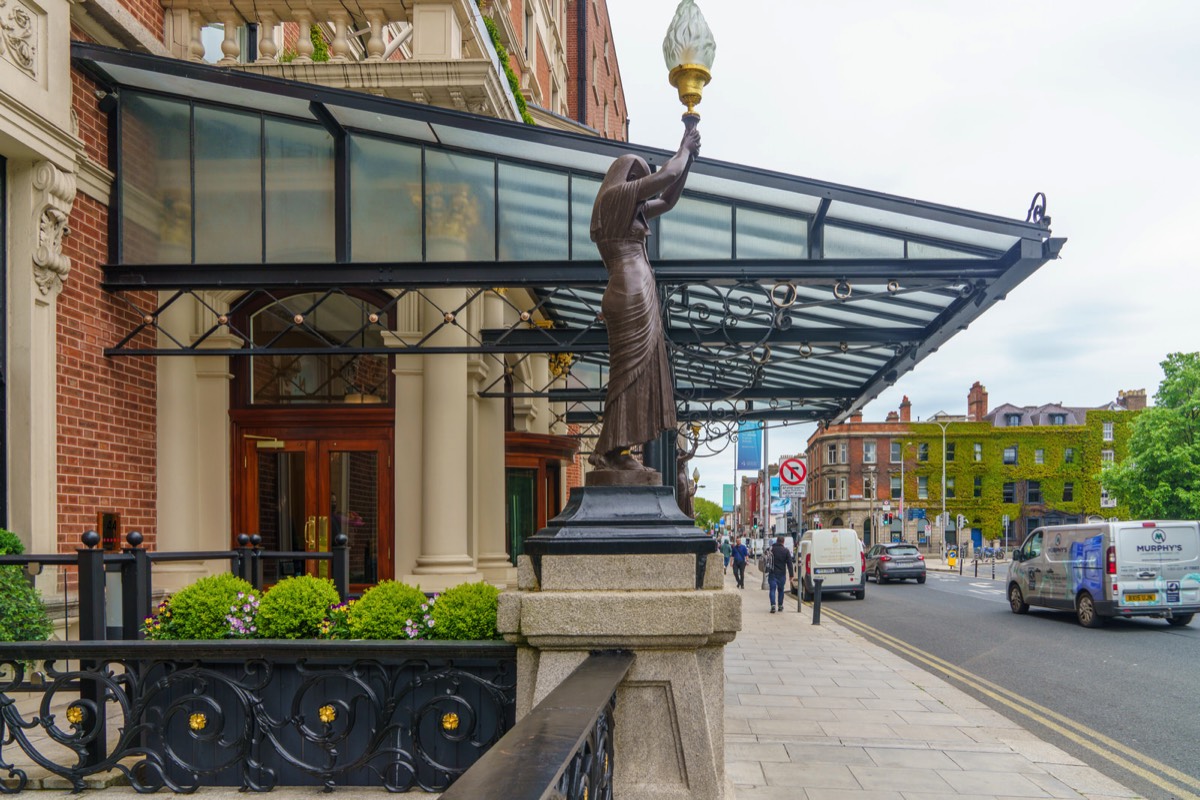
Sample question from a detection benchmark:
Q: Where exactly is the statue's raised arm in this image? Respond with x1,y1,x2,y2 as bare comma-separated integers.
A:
587,122,701,474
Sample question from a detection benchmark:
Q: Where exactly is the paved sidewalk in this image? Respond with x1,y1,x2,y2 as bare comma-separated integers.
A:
723,565,1141,800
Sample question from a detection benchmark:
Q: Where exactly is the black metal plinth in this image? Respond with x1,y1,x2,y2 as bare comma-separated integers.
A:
524,486,717,589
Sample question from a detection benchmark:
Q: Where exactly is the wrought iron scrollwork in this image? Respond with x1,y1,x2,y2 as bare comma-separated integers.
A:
553,692,615,800
0,647,516,793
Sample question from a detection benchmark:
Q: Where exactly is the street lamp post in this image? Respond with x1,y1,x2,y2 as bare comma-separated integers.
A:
931,420,957,552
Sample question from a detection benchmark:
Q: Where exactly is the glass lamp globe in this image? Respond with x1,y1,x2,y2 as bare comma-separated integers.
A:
662,0,716,117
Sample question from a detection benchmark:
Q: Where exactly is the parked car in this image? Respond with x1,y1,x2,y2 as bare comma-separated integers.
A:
865,543,927,584
793,528,865,600
1007,520,1200,628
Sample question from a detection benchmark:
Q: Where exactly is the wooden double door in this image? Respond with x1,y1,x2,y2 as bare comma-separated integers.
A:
233,414,393,590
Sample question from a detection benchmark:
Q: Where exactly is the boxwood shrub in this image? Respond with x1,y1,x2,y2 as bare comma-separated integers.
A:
429,581,501,641
256,575,340,639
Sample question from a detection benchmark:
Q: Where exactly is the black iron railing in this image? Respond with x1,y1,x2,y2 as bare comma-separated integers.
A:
439,651,634,800
0,640,516,792
0,531,351,641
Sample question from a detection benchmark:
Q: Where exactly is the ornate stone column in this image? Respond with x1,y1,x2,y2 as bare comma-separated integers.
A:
475,289,516,585
7,160,75,554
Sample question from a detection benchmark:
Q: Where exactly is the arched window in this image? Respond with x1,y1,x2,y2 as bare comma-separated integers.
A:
234,291,394,406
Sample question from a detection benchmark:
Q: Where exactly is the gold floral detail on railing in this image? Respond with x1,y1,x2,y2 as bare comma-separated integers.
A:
189,713,207,731
65,705,84,725
318,705,337,724
441,712,460,732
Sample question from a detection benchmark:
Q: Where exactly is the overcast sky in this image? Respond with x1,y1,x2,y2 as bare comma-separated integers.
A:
605,0,1200,509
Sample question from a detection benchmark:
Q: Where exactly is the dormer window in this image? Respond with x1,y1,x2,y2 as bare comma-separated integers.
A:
1005,413,1022,427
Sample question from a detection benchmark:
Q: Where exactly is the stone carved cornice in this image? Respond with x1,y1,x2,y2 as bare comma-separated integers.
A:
32,161,77,296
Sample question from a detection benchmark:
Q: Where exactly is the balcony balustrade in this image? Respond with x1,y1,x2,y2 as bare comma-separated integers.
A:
161,0,521,118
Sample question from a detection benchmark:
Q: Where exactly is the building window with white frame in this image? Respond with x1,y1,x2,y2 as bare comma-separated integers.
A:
974,442,983,461
918,442,929,462
826,443,837,464
864,475,875,500
918,476,928,499
1101,449,1114,465
1003,445,1018,465
1103,421,1114,441
890,441,901,463
863,440,876,464
1064,447,1075,464
826,477,837,501
890,475,901,497
839,441,848,464
1063,482,1074,502
1101,488,1117,508
1035,448,1044,464
946,476,956,499
839,477,848,500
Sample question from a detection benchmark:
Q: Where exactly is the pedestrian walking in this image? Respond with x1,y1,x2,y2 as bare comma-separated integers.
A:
730,536,749,589
767,535,794,613
720,537,732,574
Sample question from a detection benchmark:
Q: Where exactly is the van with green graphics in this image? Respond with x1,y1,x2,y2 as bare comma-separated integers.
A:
1007,521,1200,628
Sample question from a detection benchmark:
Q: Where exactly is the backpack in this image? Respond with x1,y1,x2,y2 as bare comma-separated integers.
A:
763,547,774,573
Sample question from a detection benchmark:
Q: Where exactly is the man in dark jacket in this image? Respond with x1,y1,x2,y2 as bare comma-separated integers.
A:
767,535,794,613
730,536,749,589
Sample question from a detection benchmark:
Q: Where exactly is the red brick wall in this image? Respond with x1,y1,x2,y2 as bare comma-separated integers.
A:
565,0,627,140
57,194,158,553
114,0,164,46
71,55,108,167
55,76,158,553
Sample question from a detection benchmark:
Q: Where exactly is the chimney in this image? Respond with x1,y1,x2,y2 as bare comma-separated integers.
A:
967,381,988,421
886,411,899,422
851,412,863,424
1117,388,1147,411
899,396,911,423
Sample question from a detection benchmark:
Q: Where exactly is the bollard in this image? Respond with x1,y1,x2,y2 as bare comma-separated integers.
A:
958,554,964,576
992,558,996,580
974,559,979,578
332,533,350,601
812,578,824,625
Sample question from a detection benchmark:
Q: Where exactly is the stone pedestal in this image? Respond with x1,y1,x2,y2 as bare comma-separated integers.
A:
498,486,739,800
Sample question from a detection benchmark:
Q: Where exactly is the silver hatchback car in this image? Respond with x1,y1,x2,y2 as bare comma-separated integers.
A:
865,543,927,584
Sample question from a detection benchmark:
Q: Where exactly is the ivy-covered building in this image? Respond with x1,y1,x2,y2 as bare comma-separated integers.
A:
804,382,1146,551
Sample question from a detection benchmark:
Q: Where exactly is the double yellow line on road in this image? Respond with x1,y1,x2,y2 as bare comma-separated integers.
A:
820,606,1200,800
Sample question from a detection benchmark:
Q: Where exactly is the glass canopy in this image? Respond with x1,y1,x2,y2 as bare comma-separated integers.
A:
74,42,1064,427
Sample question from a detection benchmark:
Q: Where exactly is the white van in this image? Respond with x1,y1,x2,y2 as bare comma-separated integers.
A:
794,528,865,600
1007,520,1200,628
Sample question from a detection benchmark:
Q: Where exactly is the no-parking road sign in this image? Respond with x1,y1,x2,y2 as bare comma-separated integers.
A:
779,458,807,485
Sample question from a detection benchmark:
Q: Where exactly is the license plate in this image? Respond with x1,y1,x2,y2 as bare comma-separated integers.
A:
815,567,850,574
1125,593,1156,603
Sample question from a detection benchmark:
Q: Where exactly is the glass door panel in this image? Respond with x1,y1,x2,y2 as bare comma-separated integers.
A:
327,448,380,585
506,468,537,565
239,432,391,588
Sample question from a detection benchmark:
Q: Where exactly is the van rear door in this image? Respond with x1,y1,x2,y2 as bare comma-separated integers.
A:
1115,522,1200,611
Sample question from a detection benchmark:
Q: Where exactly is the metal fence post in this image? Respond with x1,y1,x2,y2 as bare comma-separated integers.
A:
234,534,253,584
811,578,824,625
121,531,151,640
77,531,108,767
250,534,264,590
332,533,350,601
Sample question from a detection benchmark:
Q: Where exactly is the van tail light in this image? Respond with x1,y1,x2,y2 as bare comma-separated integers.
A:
917,554,925,561
805,554,811,573
1106,545,1117,575
879,555,892,562
861,551,867,575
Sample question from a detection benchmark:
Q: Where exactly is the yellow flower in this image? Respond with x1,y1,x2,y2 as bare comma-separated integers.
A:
318,705,336,724
441,712,459,732
65,705,84,725
189,713,207,731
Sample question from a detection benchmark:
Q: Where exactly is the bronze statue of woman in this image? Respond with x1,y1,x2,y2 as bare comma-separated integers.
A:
588,123,701,471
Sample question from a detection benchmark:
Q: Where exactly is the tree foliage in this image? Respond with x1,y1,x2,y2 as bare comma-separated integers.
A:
693,497,724,531
1104,352,1200,519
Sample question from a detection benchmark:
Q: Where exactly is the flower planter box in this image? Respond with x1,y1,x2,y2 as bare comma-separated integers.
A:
0,640,516,793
